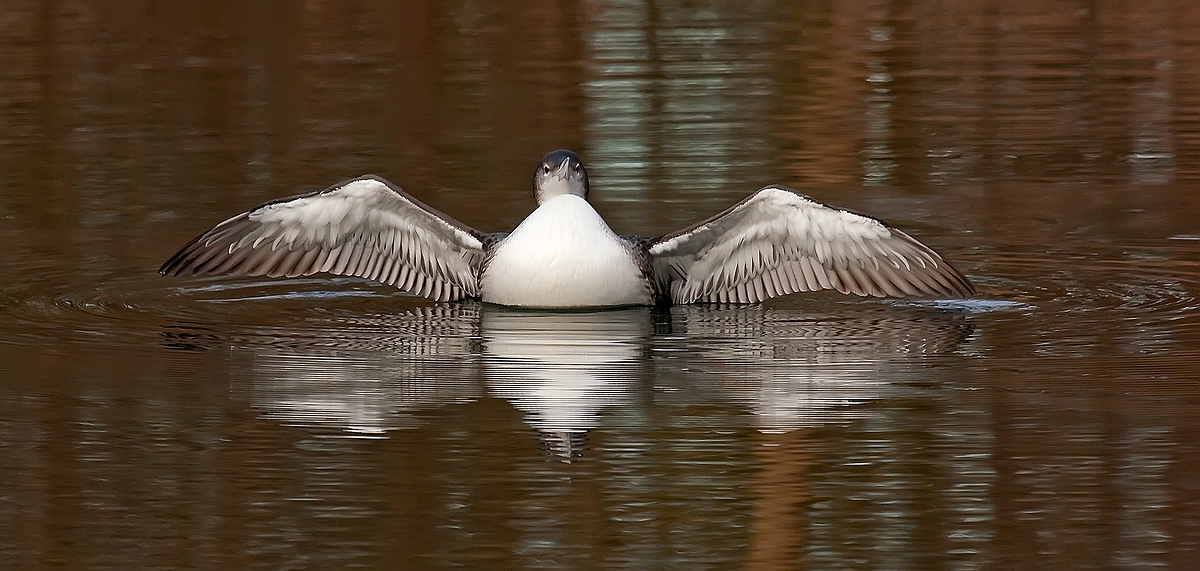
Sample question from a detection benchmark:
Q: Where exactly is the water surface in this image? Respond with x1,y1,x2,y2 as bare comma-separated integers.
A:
2,1,1199,568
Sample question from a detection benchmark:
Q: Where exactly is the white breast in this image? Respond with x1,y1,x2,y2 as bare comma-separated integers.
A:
480,195,651,308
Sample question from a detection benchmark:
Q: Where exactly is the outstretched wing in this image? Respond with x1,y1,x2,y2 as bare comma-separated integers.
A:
649,185,974,304
160,175,487,302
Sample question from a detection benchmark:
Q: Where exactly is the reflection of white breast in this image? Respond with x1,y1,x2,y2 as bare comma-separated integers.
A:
483,308,645,433
480,195,650,308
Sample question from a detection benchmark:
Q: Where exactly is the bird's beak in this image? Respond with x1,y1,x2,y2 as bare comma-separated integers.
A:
554,160,571,179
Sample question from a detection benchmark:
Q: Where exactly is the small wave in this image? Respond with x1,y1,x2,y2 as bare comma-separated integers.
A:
894,298,1027,313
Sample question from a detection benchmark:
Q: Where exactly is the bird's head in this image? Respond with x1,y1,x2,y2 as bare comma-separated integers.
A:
533,149,589,205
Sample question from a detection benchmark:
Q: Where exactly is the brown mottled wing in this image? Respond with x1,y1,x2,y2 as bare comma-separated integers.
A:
648,185,974,304
160,175,487,302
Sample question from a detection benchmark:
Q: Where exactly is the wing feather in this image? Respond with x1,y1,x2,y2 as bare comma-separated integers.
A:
649,185,974,304
160,175,486,301
308,248,332,276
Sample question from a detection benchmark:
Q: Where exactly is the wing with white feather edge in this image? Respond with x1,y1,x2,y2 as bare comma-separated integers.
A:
160,175,487,302
648,185,975,304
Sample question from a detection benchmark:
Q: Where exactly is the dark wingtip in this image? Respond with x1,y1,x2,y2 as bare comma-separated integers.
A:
158,248,185,277
960,277,978,298
158,226,216,278
942,261,977,299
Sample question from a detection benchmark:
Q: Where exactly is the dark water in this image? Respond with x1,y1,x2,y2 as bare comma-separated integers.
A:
2,1,1200,568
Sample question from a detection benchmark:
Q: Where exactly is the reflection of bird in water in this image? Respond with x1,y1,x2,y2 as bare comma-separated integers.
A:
538,431,589,460
245,303,484,434
481,308,649,459
664,306,975,432
161,150,974,308
236,304,971,455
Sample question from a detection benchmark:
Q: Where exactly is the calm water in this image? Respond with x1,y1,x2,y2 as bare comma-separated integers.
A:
2,1,1199,568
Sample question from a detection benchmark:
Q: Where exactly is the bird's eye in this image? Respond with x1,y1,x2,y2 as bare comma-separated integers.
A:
542,165,551,174
573,164,581,173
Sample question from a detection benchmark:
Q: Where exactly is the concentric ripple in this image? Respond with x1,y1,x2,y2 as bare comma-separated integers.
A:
0,267,419,348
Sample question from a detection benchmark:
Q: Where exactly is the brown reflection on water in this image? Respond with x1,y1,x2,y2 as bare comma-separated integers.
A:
746,430,810,571
3,0,1200,569
771,1,1200,188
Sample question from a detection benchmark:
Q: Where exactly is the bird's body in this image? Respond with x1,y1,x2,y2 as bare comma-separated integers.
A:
481,194,651,307
161,150,975,307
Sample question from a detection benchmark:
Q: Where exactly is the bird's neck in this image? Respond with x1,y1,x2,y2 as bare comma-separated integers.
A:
535,179,586,205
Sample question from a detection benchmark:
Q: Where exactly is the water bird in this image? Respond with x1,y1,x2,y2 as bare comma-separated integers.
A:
160,150,974,307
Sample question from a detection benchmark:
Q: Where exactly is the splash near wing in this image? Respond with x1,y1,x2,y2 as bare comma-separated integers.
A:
648,185,975,304
160,175,486,302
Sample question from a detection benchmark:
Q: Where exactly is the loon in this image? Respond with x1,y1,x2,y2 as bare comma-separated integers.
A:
160,150,974,307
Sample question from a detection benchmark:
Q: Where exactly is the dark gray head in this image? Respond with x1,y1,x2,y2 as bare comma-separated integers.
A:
533,149,589,205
